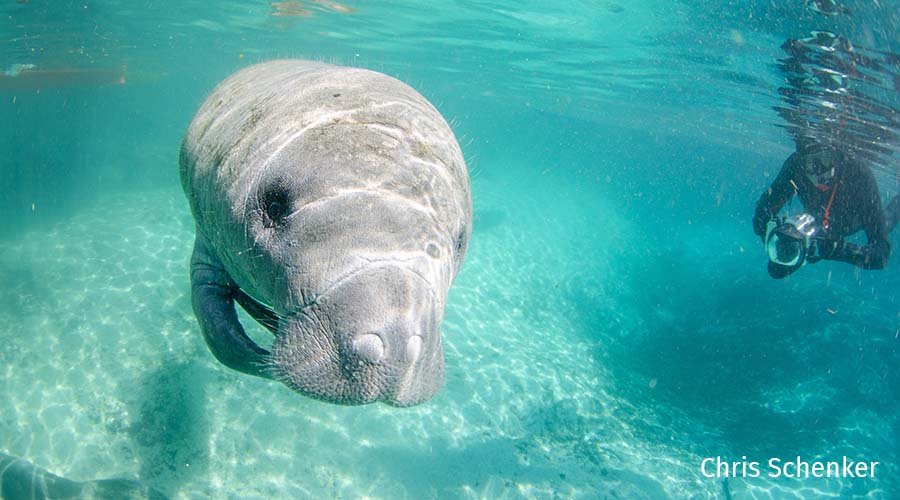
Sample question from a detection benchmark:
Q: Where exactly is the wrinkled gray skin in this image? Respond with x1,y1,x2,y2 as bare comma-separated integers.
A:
180,60,471,406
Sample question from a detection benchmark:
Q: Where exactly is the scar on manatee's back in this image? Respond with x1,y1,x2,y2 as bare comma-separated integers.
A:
211,148,225,170
247,108,264,128
413,140,435,159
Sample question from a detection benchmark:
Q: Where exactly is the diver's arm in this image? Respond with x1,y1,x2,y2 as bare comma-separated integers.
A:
815,167,891,269
813,236,890,269
753,157,798,239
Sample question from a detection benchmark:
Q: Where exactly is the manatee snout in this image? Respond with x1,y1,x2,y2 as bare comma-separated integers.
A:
273,264,444,406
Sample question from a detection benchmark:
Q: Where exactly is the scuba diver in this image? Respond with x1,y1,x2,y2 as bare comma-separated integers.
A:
753,142,900,278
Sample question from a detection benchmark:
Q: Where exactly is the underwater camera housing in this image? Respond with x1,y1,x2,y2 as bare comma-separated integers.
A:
765,213,818,278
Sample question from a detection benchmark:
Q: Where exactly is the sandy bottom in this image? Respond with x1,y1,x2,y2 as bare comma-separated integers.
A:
0,174,895,499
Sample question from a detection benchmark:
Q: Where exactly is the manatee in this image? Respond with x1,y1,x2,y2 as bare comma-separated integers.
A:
179,60,472,406
0,452,167,500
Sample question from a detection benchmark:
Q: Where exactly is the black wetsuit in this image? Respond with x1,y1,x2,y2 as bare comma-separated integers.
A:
753,151,896,275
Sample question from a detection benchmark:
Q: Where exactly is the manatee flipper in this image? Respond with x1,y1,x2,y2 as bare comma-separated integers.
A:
190,236,271,378
233,289,280,335
0,452,168,500
0,452,82,500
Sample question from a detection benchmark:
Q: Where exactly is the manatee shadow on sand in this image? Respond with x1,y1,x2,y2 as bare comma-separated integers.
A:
127,361,212,497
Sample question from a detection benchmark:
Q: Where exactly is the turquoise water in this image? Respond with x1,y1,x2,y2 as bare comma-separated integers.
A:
2,1,900,498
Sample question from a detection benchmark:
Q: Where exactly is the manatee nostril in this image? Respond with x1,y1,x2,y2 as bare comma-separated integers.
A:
406,335,422,362
351,333,385,363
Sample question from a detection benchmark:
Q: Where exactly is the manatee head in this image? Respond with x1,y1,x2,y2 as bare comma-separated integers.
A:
220,116,470,407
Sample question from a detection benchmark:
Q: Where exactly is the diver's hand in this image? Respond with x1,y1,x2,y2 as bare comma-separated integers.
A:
753,213,770,243
809,236,844,263
807,238,822,263
754,214,782,244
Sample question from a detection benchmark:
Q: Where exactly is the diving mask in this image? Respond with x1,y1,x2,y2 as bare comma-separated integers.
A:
800,145,836,181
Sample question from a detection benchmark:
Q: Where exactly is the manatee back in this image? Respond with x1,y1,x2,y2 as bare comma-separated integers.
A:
179,59,470,240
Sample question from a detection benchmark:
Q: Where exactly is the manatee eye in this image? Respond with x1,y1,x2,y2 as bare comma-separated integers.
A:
425,243,440,259
260,185,290,228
